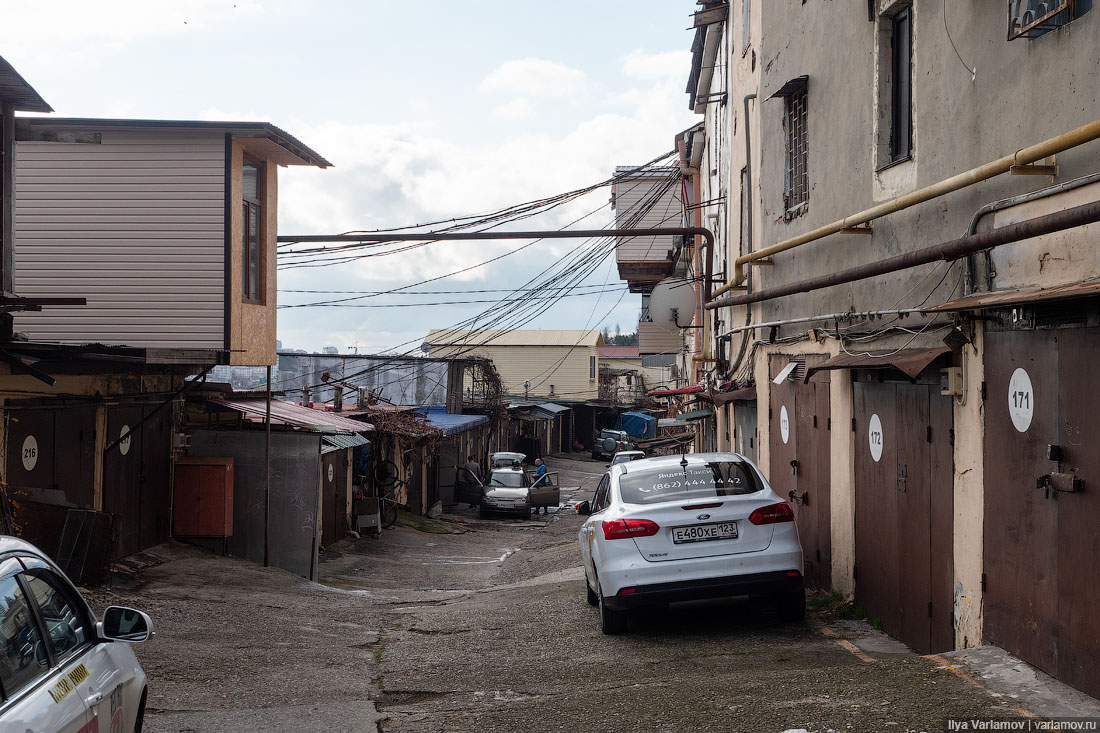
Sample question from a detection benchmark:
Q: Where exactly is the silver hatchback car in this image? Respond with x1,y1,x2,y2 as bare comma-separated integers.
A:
0,536,152,732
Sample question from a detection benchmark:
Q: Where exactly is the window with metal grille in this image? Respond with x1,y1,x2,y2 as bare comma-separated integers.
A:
1008,0,1090,40
242,158,264,303
783,81,808,216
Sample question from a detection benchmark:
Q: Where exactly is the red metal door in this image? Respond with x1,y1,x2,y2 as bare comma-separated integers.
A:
895,383,932,653
983,330,1059,676
984,327,1100,698
1054,328,1100,697
854,379,900,637
769,355,831,590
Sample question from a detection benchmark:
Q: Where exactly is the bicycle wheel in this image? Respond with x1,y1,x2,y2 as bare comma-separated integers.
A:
374,459,399,487
380,496,399,528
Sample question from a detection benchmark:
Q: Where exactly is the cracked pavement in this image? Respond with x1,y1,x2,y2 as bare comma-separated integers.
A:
91,454,1038,732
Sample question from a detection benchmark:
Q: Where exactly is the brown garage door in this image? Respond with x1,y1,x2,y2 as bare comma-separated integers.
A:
769,355,831,591
984,327,1100,698
854,377,954,654
321,449,349,547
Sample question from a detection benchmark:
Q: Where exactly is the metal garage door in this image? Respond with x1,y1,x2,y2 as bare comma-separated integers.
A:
983,327,1100,698
769,354,831,591
854,377,954,654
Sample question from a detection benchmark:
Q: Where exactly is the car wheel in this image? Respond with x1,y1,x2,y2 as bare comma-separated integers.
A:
775,586,806,623
598,580,627,634
585,573,598,607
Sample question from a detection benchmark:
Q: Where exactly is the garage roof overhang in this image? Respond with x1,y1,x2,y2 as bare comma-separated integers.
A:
804,347,951,381
923,279,1100,312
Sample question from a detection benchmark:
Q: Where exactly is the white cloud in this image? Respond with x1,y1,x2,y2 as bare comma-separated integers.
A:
479,58,593,100
492,98,538,120
0,1,269,65
621,49,692,82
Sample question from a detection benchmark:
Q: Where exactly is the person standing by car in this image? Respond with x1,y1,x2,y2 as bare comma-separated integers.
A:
531,458,549,515
464,456,482,509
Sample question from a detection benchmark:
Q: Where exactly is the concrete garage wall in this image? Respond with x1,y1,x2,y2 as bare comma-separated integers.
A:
189,430,321,580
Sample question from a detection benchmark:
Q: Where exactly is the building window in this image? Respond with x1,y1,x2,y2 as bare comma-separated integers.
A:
741,0,751,53
1008,0,1091,40
889,7,913,162
242,159,264,302
778,77,808,217
590,355,596,380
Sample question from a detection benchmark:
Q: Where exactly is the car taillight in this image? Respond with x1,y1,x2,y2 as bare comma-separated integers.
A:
749,502,795,525
602,518,660,540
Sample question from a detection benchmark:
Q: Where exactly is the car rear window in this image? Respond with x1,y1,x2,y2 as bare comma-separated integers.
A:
617,461,762,504
489,471,525,488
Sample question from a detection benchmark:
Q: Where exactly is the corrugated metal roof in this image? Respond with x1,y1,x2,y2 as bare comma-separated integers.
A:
532,402,570,414
19,117,330,167
804,347,951,381
424,328,604,348
322,433,370,454
678,408,713,421
0,55,51,112
599,346,641,358
923,280,1100,312
208,397,372,433
414,406,489,436
648,385,704,397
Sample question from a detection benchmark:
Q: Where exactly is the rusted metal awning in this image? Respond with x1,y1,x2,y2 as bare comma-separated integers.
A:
804,347,951,381
209,397,372,433
711,387,757,406
647,385,705,397
924,280,1100,312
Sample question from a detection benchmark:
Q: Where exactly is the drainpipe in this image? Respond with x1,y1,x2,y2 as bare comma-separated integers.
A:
707,199,1100,309
726,93,758,376
711,117,1100,298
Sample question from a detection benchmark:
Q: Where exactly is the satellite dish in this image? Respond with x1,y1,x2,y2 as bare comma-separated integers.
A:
648,277,698,329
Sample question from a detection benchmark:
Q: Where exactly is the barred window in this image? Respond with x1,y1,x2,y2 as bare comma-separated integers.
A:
782,80,809,216
1008,0,1090,40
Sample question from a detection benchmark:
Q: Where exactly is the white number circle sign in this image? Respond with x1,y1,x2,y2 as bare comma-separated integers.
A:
1008,368,1034,433
780,405,790,444
868,413,884,463
22,435,38,471
327,463,335,482
119,425,132,456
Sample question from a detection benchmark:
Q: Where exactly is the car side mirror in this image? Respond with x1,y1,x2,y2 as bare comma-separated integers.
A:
576,500,591,516
100,606,153,643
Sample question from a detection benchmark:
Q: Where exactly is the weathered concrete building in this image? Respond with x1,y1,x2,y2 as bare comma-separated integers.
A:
676,0,1100,698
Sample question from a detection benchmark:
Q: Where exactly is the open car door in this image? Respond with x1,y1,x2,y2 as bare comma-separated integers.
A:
529,471,559,508
455,468,484,505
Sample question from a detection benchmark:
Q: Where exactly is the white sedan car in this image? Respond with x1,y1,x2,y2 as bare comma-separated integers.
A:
577,453,804,634
0,536,152,732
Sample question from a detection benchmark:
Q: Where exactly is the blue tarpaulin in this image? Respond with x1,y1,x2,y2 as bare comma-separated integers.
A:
615,411,657,439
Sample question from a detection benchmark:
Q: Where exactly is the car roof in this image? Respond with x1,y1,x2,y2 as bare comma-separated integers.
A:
0,535,50,558
608,451,751,476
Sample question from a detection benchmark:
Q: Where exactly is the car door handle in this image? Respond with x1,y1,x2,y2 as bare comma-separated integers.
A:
85,692,103,706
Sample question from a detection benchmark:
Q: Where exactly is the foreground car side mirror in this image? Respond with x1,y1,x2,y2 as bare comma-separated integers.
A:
576,500,591,516
99,606,153,643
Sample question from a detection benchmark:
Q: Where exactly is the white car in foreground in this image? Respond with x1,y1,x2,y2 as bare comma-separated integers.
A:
0,536,153,732
577,453,804,634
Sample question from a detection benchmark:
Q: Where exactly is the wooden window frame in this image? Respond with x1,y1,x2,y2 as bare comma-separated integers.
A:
242,157,264,304
889,7,913,163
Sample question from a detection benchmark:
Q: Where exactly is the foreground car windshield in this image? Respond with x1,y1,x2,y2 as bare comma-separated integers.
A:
489,471,526,488
617,461,761,504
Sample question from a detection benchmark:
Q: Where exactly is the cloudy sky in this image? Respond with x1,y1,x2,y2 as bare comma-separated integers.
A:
2,1,697,354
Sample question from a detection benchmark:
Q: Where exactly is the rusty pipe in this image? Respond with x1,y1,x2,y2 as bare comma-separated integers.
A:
706,199,1100,310
710,116,1100,299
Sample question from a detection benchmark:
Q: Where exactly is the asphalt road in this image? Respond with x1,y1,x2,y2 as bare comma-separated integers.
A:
92,453,1028,733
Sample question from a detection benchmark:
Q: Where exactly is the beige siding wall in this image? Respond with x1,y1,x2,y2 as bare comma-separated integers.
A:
638,321,683,356
13,128,225,347
614,174,683,262
432,344,599,401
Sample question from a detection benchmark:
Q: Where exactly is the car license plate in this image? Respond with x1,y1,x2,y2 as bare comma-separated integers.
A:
672,521,738,544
